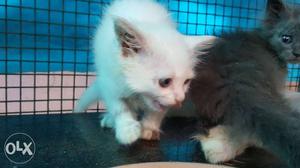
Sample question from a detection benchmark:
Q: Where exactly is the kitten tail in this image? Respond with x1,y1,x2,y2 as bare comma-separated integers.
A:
74,82,99,113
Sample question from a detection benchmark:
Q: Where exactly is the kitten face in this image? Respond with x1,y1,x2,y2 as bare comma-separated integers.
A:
143,55,194,112
268,19,300,63
114,18,195,111
263,0,300,63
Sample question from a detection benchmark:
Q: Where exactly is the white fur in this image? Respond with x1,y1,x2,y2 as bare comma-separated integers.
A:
166,35,217,118
194,125,261,163
141,111,165,140
284,90,300,111
75,0,201,144
183,35,217,51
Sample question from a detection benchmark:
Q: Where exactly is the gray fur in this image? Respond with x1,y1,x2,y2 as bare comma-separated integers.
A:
190,0,300,167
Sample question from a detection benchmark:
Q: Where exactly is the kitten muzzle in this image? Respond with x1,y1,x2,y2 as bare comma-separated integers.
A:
153,100,167,112
152,100,182,111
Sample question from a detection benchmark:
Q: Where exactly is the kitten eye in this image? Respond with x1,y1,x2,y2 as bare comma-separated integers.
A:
184,79,191,85
159,78,172,88
282,35,293,44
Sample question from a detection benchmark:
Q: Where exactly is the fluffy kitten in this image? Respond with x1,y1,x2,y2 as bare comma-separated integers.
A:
189,0,300,167
74,0,203,145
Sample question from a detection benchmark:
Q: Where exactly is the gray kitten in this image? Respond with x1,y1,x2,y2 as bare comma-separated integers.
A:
190,0,300,167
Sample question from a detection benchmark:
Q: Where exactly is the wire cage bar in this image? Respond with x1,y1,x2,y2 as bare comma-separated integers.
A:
0,0,299,116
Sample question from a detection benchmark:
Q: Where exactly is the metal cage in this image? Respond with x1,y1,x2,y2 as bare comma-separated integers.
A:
0,1,299,167
0,0,299,114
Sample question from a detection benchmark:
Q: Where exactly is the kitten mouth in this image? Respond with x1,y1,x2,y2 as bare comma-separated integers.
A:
153,100,167,112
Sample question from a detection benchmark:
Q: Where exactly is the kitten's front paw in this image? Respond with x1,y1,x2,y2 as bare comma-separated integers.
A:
195,126,238,163
116,120,141,145
141,128,160,140
200,136,235,163
100,114,114,128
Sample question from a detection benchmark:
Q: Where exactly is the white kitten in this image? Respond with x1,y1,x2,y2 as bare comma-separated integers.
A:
74,0,197,145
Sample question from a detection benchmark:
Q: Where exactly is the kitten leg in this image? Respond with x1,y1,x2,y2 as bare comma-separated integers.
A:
141,111,166,140
112,102,141,144
100,113,115,128
194,125,256,163
74,81,99,113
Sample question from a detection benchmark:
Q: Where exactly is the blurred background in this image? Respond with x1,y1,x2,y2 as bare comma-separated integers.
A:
0,0,299,115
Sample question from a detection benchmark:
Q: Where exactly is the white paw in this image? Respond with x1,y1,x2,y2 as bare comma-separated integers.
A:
195,126,241,163
141,128,160,140
116,120,141,145
100,114,114,128
200,136,236,163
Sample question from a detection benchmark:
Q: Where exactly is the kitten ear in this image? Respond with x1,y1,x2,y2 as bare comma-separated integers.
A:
184,36,217,51
265,0,287,23
184,35,218,57
114,18,145,57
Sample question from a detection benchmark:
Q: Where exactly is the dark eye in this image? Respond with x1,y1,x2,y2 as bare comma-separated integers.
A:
282,35,293,44
184,79,191,85
159,78,172,88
